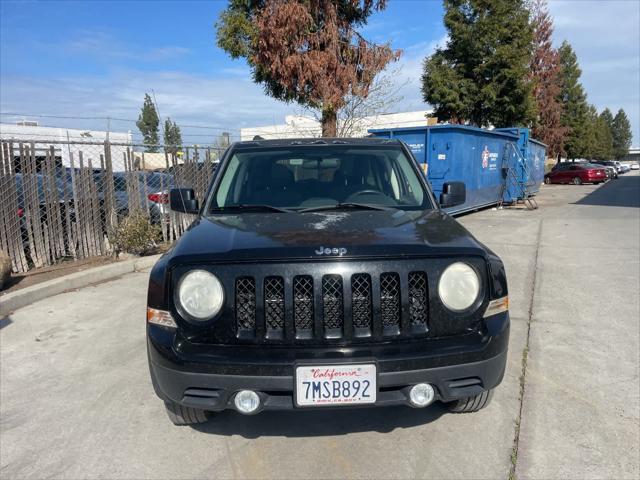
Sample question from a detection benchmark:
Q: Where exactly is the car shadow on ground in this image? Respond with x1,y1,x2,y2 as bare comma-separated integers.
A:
0,316,13,329
192,403,448,438
573,175,640,208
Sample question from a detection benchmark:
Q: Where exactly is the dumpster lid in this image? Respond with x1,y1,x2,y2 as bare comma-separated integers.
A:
368,124,520,139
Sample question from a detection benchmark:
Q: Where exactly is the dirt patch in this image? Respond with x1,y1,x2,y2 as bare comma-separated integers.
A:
1,257,117,295
1,242,171,296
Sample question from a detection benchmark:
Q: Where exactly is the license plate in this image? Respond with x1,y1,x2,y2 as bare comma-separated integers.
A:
295,364,376,407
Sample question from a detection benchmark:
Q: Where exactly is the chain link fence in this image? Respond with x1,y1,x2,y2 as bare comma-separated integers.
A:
0,139,225,273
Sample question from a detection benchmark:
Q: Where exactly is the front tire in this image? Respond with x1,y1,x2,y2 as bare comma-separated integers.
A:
447,389,494,413
544,177,551,184
164,401,209,426
572,177,582,185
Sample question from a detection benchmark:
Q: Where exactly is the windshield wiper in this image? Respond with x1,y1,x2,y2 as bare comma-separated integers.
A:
299,202,395,213
211,204,294,213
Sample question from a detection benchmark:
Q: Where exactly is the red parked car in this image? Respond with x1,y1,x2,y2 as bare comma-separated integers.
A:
544,163,608,185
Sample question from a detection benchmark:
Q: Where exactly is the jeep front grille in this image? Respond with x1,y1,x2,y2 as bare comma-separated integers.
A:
235,271,429,342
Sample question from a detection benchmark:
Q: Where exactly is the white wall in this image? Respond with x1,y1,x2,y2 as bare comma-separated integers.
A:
240,110,434,141
0,123,133,171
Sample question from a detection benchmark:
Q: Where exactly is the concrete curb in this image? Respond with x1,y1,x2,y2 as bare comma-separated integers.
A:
0,254,161,317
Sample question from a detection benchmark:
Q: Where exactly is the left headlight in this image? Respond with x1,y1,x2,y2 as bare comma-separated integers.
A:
177,270,224,320
438,262,481,312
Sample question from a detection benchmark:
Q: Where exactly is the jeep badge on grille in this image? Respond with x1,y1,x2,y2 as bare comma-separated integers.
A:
315,246,347,256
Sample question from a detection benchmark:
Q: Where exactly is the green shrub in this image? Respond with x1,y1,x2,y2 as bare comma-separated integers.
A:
110,212,161,256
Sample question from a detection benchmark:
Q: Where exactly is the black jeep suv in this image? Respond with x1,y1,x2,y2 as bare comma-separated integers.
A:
146,138,509,425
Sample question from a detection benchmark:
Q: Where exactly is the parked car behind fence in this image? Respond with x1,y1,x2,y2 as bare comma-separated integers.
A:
1,140,224,273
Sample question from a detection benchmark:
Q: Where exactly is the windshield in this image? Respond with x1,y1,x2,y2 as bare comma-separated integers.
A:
208,145,430,212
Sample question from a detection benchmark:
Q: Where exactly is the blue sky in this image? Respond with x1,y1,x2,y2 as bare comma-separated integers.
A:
0,0,638,145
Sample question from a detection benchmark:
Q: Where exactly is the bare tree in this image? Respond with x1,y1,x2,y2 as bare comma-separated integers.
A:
337,66,408,137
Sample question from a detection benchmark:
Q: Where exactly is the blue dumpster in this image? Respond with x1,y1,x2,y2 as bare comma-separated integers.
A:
369,125,546,214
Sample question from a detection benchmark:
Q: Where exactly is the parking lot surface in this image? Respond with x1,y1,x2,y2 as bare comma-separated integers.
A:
1,172,639,479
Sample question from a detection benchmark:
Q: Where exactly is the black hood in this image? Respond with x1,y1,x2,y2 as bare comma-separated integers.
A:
165,209,488,265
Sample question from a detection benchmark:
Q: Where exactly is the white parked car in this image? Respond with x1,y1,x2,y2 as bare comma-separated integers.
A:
630,163,639,170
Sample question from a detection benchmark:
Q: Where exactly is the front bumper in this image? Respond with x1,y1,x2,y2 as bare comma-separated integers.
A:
148,312,509,412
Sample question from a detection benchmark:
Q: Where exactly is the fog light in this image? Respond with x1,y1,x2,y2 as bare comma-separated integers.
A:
409,383,435,407
234,390,260,414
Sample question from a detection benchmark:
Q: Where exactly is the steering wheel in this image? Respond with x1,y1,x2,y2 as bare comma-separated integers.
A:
350,189,381,197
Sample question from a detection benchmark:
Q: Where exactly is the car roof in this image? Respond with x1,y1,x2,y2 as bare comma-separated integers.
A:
231,137,402,150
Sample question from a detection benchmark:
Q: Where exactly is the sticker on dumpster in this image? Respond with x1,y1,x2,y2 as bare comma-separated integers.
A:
407,143,425,153
438,154,446,160
482,146,490,169
482,146,498,170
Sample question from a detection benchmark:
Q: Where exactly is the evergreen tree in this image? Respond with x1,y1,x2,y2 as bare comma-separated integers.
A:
600,108,614,131
612,109,632,160
529,0,566,157
216,0,399,136
557,41,589,159
421,0,535,128
163,118,182,154
593,108,614,160
136,93,160,152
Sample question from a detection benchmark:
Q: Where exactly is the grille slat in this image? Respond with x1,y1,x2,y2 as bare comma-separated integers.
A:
293,276,314,332
322,275,344,332
351,274,372,330
235,277,256,331
380,273,401,330
408,272,428,327
264,276,285,332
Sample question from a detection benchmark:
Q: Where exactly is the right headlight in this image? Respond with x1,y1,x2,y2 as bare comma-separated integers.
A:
176,270,224,321
438,262,481,312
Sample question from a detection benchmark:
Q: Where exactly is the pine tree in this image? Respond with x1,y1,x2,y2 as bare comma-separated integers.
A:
529,0,566,157
600,108,614,132
136,93,160,153
163,118,182,154
216,0,399,137
612,109,632,160
421,0,535,128
557,41,589,159
593,108,614,160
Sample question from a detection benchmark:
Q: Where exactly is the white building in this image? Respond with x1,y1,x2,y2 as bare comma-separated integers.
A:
0,122,133,171
240,110,435,141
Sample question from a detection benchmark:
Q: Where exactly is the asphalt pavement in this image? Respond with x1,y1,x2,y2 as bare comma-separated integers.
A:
1,172,638,479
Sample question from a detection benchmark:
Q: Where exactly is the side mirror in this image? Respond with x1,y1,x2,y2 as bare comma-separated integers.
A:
169,188,199,214
440,181,466,208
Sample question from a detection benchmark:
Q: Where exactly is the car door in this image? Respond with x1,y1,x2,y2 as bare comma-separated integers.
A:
566,165,580,183
553,164,568,183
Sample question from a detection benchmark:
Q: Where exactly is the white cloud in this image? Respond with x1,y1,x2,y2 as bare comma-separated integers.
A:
55,30,191,62
549,0,640,143
384,35,448,113
0,69,291,142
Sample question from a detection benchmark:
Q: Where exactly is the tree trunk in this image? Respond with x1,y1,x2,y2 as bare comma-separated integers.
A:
321,107,337,137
